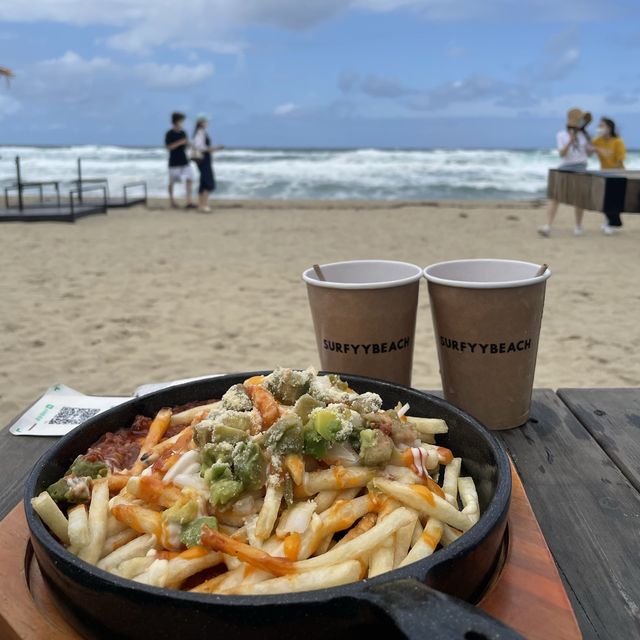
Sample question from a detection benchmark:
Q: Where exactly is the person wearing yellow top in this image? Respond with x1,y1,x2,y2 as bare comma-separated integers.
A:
592,117,626,234
592,117,625,169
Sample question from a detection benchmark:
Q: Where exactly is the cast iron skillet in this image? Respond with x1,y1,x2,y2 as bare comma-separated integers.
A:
25,372,519,640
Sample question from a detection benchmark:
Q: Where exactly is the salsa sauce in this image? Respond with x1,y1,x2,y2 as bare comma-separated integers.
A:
82,399,217,472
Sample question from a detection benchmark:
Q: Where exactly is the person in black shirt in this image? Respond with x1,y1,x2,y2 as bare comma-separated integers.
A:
164,112,196,209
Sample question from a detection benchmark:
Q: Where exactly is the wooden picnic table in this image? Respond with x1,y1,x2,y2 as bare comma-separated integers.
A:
1,388,638,639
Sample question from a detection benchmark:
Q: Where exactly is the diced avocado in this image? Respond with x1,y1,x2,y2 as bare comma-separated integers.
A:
217,411,253,432
210,479,244,506
67,456,108,480
211,424,249,445
328,374,349,391
350,392,383,415
232,440,266,492
193,419,214,448
46,478,72,504
202,461,233,485
358,429,394,467
201,442,234,468
180,516,219,548
264,414,304,455
303,425,330,459
311,408,342,441
263,367,313,405
221,384,253,412
162,499,198,525
46,476,91,504
292,394,324,422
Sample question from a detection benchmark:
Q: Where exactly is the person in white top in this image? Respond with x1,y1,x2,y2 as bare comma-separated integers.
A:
191,114,224,213
538,108,594,237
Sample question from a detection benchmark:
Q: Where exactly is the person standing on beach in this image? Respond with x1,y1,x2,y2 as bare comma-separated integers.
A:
592,117,626,234
191,114,224,213
165,112,196,209
538,108,593,238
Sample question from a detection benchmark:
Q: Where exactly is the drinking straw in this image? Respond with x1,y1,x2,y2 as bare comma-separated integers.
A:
313,264,327,281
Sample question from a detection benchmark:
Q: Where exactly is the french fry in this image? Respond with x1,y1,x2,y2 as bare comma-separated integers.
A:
222,560,362,595
442,458,462,506
101,527,140,556
293,507,416,572
284,454,305,485
107,474,131,493
410,518,422,547
78,478,109,563
319,496,371,538
441,525,462,547
458,477,480,525
97,533,156,571
314,490,338,512
367,497,399,577
245,385,280,430
112,503,162,538
164,547,223,588
393,514,419,567
399,517,443,567
135,558,169,587
200,526,295,576
275,500,316,538
255,479,284,540
313,533,333,557
170,403,220,427
407,416,449,435
126,475,183,508
31,492,70,545
333,513,377,549
368,537,394,578
113,555,156,579
372,478,473,532
302,467,375,494
67,504,90,548
129,408,172,474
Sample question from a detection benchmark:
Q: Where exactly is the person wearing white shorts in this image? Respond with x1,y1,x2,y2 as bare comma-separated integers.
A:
165,112,196,209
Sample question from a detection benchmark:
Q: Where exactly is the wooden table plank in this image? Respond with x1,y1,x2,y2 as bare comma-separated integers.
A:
0,408,59,520
557,388,640,494
497,389,640,640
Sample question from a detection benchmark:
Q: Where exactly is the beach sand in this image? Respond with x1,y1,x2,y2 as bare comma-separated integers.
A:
1,198,639,427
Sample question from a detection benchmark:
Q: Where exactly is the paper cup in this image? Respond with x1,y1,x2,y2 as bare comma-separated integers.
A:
424,259,551,430
303,260,422,385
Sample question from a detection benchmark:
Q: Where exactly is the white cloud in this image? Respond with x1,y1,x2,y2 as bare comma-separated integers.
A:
274,102,298,115
135,62,214,89
0,1,617,56
14,51,214,107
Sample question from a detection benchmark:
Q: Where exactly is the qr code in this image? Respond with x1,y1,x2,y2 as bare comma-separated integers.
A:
48,407,101,425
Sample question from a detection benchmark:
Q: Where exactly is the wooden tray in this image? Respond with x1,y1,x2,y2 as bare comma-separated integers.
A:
0,466,581,640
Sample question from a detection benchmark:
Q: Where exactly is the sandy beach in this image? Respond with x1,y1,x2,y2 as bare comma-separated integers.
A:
1,198,639,427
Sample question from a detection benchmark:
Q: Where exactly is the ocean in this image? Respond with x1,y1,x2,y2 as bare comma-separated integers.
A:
1,145,638,201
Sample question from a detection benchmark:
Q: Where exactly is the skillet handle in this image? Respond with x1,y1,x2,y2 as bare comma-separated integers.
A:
358,578,523,640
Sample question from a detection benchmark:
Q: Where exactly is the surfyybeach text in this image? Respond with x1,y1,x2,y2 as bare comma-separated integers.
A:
439,336,532,354
322,337,411,355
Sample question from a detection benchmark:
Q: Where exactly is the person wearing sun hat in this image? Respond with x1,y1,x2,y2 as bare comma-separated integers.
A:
191,113,225,212
538,107,594,238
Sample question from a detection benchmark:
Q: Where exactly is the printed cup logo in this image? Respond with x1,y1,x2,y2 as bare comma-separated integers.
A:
323,336,411,355
440,336,532,354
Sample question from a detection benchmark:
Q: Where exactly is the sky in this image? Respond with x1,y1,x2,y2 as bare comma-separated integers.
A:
0,0,639,148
